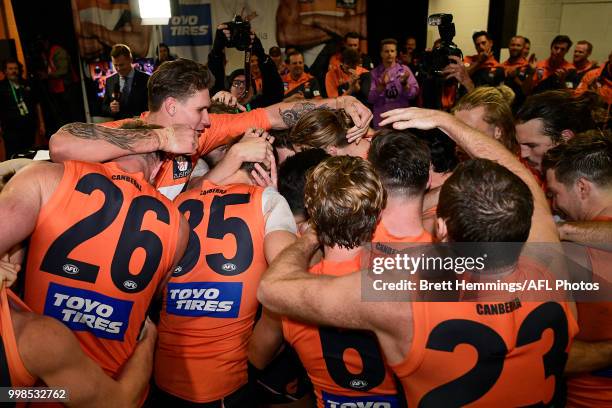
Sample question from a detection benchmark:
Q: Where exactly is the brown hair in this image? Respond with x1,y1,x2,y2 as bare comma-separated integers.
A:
453,86,518,154
380,38,398,48
110,44,132,59
543,129,612,188
304,156,386,249
147,58,214,112
576,40,593,54
438,159,533,242
288,110,353,150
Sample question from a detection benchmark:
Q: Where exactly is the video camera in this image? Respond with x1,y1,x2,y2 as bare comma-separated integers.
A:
422,13,463,75
225,15,252,51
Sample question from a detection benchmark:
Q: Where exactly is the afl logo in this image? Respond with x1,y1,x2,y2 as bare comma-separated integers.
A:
173,265,183,275
222,263,236,272
123,280,138,290
62,264,79,275
350,379,368,389
176,156,189,172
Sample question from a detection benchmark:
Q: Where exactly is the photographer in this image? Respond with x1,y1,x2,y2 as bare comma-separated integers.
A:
208,22,284,109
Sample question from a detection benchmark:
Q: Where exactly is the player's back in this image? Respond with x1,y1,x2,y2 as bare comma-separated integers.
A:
392,257,579,407
156,180,268,402
567,239,612,408
24,160,181,377
282,254,402,408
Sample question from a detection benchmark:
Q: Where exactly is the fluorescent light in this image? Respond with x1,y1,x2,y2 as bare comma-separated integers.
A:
139,0,171,25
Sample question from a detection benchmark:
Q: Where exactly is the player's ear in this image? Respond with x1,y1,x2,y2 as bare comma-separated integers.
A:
164,97,178,117
435,217,448,242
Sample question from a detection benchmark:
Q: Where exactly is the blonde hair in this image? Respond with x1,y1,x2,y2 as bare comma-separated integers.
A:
453,86,518,154
304,156,386,249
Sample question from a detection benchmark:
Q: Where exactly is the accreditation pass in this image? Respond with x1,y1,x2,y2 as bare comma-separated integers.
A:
0,387,69,402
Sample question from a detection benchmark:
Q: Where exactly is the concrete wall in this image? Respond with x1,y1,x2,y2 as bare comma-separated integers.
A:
517,0,612,65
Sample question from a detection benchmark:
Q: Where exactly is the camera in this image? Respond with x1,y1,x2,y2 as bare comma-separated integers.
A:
422,13,463,75
225,15,252,51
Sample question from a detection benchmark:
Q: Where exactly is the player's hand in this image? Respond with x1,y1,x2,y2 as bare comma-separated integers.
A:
212,90,246,111
216,23,231,41
338,96,373,143
442,56,474,91
528,53,537,69
158,125,200,154
251,150,277,189
0,259,20,288
231,131,273,163
139,317,158,343
110,100,120,113
379,107,452,131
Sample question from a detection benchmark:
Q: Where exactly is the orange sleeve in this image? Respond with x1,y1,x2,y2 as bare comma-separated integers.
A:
326,71,339,98
197,109,272,155
575,69,598,95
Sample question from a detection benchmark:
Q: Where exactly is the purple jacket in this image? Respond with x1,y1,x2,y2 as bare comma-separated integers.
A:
368,62,419,127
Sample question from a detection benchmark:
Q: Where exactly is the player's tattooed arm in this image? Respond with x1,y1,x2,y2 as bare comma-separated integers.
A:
49,121,199,163
278,101,332,128
58,122,160,152
265,96,372,143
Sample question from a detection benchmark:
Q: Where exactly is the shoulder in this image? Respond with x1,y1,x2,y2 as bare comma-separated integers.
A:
106,73,119,84
134,70,150,80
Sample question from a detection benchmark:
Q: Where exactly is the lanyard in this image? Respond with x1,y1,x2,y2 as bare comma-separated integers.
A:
8,81,28,116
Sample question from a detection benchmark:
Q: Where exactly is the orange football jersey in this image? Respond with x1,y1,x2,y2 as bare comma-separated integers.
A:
24,160,181,377
155,181,269,402
282,254,402,408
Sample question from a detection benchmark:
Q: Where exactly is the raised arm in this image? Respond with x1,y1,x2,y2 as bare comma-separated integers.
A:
379,108,558,242
266,95,372,142
49,122,200,163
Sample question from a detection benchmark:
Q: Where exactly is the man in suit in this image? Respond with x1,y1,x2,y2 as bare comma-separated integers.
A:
102,44,149,119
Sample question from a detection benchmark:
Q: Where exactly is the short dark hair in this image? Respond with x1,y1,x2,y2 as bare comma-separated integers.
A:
438,159,534,242
472,31,491,43
344,32,360,41
543,129,612,188
147,58,214,112
412,128,458,173
287,51,304,61
278,148,330,217
1,57,20,73
380,38,398,48
270,129,293,150
551,35,572,49
516,90,598,143
341,48,360,68
269,46,282,57
368,129,430,197
305,156,386,249
576,40,593,54
110,43,132,59
524,37,531,45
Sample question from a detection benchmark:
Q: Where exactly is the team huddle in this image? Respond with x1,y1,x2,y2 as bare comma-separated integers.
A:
0,57,610,408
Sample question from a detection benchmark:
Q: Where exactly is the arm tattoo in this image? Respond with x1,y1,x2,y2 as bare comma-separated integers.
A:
278,102,333,128
59,122,160,152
